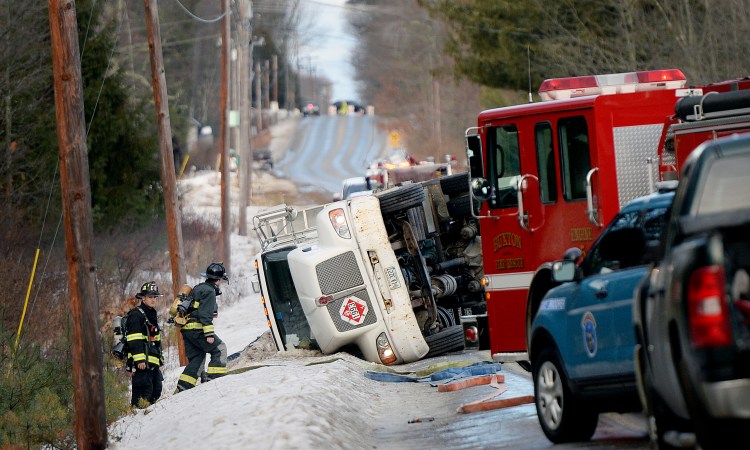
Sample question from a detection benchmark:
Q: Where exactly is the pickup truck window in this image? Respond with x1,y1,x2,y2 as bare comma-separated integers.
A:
582,206,669,275
694,155,750,215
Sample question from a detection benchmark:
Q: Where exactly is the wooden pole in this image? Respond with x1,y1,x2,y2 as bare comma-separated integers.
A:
143,0,188,365
48,1,107,448
220,0,231,268
255,61,262,133
264,60,270,110
272,54,278,104
238,0,252,236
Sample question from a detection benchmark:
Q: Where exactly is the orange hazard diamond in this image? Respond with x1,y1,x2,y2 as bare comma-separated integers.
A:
339,297,368,325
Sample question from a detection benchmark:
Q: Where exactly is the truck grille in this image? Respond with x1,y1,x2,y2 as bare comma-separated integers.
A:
326,289,377,331
316,251,364,294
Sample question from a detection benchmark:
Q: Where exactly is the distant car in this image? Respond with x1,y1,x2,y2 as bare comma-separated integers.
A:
332,100,365,115
633,133,750,450
302,102,320,117
341,176,373,200
528,189,674,444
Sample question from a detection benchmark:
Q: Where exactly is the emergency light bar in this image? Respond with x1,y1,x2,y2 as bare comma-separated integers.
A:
538,69,687,101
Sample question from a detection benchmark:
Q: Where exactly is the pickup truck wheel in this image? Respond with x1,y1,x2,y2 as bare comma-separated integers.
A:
636,344,689,450
424,325,464,358
375,183,425,215
533,347,598,443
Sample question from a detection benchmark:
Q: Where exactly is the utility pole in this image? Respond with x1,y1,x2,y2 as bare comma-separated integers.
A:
220,0,231,269
272,54,278,104
433,77,442,160
264,60,270,110
143,0,188,365
255,61,262,133
238,0,252,236
48,1,107,448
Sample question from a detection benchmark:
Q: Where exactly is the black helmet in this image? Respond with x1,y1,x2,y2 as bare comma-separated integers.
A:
201,262,228,281
137,281,163,299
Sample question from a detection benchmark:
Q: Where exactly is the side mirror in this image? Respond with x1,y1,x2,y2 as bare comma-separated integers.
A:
466,134,483,178
251,273,261,293
471,177,492,202
551,260,577,283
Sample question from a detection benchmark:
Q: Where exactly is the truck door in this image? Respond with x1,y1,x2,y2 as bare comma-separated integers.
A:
541,115,599,263
482,124,539,353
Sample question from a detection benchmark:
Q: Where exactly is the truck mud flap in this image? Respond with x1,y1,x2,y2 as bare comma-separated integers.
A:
424,325,465,358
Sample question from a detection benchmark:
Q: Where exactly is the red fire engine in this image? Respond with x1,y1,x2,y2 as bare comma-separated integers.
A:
467,69,750,361
465,69,696,361
658,77,750,180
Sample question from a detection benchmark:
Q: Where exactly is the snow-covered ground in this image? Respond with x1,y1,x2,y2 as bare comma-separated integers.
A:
106,118,416,449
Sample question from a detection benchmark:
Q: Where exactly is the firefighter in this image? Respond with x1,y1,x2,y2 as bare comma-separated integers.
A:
175,262,229,393
127,281,165,408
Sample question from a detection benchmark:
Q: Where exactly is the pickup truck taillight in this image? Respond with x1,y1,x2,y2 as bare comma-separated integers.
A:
687,265,732,348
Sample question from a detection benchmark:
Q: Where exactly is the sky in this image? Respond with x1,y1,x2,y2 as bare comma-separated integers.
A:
300,0,360,101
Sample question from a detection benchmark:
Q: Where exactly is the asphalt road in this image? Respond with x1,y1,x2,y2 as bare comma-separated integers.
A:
370,350,652,450
275,114,387,195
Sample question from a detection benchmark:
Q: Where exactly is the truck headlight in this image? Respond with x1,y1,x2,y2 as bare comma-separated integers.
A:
376,332,397,365
328,208,351,239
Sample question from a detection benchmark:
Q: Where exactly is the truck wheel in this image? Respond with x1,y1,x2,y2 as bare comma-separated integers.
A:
424,325,465,358
533,347,598,443
636,343,690,450
446,194,478,218
437,306,456,327
375,183,425,215
439,173,469,196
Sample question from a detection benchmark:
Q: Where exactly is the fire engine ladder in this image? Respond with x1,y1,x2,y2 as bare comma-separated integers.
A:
252,204,322,251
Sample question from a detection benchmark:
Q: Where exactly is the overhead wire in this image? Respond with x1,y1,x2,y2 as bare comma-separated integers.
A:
170,0,229,24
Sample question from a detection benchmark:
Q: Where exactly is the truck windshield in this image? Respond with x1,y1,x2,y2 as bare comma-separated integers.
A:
694,155,750,216
262,248,317,351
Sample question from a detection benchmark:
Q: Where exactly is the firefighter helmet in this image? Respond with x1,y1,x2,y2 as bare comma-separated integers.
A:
137,281,163,299
202,262,229,281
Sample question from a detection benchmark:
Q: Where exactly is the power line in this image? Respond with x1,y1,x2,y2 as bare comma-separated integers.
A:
170,0,229,23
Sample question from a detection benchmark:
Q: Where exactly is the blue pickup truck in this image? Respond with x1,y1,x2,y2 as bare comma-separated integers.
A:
528,189,674,443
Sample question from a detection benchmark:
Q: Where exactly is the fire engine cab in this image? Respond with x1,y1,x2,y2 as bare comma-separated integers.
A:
465,69,694,361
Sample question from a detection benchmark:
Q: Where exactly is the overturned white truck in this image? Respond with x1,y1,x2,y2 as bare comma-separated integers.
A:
251,174,487,364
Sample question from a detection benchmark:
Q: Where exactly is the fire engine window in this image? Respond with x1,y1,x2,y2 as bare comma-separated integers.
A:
558,117,591,201
489,124,520,208
535,123,557,203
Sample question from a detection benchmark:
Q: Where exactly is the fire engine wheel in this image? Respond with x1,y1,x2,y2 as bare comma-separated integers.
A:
375,183,425,215
533,347,598,443
439,173,470,196
424,325,465,358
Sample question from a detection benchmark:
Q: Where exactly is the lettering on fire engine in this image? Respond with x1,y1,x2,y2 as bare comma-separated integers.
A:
570,227,593,242
493,233,522,252
496,258,525,270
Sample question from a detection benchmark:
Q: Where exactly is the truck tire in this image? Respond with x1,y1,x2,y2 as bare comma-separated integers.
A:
439,173,469,196
533,347,598,443
424,325,465,358
375,183,425,215
437,305,457,327
446,194,478,218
